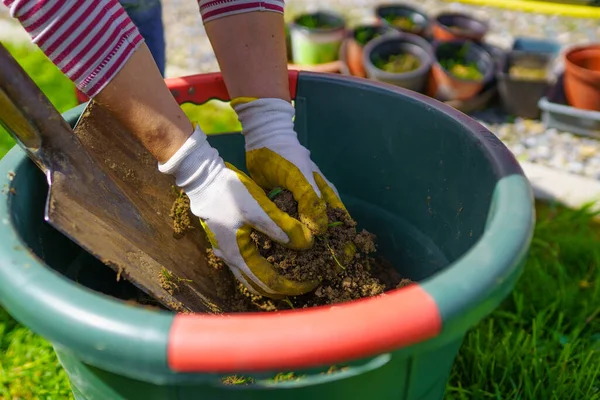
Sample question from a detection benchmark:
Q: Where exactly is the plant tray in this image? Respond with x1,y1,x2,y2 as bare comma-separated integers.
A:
538,73,600,138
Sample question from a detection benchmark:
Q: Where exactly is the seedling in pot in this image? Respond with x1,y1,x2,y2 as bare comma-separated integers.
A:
433,12,489,42
374,52,421,73
289,11,346,65
384,14,418,33
509,63,548,81
354,26,388,47
439,44,483,81
345,25,397,78
296,14,337,29
376,4,429,36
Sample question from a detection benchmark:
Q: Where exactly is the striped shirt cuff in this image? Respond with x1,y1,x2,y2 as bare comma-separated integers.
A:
198,0,285,24
4,0,144,98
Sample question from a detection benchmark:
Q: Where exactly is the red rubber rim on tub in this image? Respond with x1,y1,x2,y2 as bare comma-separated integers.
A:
168,283,441,373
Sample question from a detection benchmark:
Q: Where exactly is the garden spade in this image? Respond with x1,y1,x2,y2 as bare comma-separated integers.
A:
0,43,231,314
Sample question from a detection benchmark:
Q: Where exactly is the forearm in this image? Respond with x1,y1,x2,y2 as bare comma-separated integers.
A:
94,43,193,162
199,0,290,101
3,0,191,161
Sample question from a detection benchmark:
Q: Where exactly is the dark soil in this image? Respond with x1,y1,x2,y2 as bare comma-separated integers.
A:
198,189,412,312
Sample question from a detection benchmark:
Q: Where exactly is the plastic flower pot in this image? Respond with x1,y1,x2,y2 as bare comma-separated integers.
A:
344,24,399,78
0,71,534,400
363,33,434,92
432,12,488,43
375,3,430,37
512,36,561,57
430,40,495,101
497,50,554,119
539,73,600,138
563,43,600,111
289,11,346,66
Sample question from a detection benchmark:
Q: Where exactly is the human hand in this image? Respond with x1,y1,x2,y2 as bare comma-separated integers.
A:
231,97,355,256
159,125,319,297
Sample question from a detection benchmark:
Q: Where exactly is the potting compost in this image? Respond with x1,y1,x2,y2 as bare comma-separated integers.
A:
166,188,411,312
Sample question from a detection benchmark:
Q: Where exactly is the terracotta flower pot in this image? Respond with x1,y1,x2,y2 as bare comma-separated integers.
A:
432,12,488,43
430,40,494,101
564,44,600,111
345,25,398,78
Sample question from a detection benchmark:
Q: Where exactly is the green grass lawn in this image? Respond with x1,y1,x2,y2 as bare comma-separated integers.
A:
0,43,599,399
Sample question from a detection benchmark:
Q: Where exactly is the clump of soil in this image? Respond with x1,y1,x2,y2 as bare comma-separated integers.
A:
194,189,412,312
170,188,194,236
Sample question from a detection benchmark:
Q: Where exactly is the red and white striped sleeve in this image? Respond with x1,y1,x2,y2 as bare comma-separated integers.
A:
198,0,285,24
2,0,144,98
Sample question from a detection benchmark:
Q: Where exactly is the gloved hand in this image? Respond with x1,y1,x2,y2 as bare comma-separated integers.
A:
231,97,356,262
231,97,348,235
158,125,320,298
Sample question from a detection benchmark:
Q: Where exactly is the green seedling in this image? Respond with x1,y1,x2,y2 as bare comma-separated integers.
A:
160,267,175,283
328,221,343,227
282,297,295,309
324,237,345,270
160,267,193,292
296,14,338,29
268,187,283,199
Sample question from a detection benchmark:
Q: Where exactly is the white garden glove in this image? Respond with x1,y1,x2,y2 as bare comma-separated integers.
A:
231,97,356,258
158,125,319,297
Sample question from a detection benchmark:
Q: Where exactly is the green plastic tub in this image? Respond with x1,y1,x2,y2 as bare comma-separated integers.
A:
0,71,534,399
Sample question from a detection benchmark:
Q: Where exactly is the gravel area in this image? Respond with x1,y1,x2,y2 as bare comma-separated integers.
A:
2,1,600,179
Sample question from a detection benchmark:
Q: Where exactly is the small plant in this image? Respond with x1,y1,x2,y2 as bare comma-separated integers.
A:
354,26,385,46
384,14,417,32
374,53,421,73
282,297,295,309
509,64,547,81
268,187,283,199
439,44,483,81
159,267,193,295
296,14,337,29
322,236,346,270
